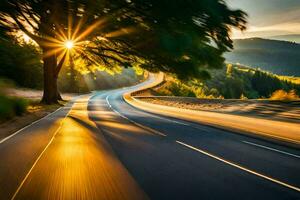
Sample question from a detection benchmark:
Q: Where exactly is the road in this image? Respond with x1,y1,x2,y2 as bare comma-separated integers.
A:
0,77,299,200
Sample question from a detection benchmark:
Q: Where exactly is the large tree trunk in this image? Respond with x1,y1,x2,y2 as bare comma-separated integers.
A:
41,51,59,104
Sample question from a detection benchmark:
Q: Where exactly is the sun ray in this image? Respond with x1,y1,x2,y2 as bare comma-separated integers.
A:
74,19,106,42
68,11,73,40
71,17,84,41
37,12,134,76
42,47,66,58
105,27,136,38
54,23,68,41
42,35,66,45
39,41,64,48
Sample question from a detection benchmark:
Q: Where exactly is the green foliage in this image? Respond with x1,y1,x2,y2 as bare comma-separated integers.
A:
13,98,28,115
158,65,300,99
0,78,28,120
251,70,282,98
0,95,28,120
0,95,14,119
0,0,247,81
225,38,300,76
0,37,43,88
168,82,196,97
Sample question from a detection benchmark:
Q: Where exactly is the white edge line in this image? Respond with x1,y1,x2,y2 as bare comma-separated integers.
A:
130,95,300,158
0,107,63,145
10,102,75,199
176,140,300,193
0,93,87,145
243,141,300,159
106,95,167,137
131,97,300,145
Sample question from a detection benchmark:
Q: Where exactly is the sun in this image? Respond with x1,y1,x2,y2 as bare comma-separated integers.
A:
65,40,74,49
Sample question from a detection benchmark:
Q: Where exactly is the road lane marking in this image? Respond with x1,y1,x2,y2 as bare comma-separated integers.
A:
10,99,80,200
243,141,300,159
176,140,300,193
142,113,189,126
11,122,64,200
0,94,86,145
106,95,167,137
0,107,62,145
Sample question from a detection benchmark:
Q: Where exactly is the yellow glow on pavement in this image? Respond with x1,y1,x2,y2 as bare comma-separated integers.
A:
13,97,147,200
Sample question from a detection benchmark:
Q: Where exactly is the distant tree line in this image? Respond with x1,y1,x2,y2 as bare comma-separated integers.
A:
158,64,300,99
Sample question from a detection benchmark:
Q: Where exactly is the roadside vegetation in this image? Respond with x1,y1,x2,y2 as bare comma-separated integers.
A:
156,64,300,100
270,90,299,101
0,33,143,122
0,80,28,121
0,36,43,89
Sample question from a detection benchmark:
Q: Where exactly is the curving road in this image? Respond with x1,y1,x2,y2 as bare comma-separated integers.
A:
0,77,299,200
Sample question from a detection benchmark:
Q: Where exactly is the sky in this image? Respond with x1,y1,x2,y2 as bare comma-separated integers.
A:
226,0,300,39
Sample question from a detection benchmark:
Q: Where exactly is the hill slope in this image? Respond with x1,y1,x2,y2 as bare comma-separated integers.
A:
269,34,300,44
224,38,300,76
153,65,300,99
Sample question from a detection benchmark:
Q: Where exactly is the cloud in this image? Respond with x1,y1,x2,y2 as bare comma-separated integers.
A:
227,0,300,38
232,22,300,39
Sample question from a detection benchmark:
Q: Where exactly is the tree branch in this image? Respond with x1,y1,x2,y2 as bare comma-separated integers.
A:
23,5,41,27
15,4,39,32
10,14,42,43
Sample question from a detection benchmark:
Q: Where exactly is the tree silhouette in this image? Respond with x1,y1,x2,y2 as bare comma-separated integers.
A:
0,0,247,104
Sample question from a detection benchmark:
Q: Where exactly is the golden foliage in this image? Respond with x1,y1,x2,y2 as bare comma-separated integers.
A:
270,90,299,101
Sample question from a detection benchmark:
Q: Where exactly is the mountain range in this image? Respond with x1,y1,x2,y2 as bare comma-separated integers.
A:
225,38,300,76
268,34,300,44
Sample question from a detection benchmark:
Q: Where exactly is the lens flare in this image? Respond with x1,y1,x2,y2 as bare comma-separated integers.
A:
65,40,74,49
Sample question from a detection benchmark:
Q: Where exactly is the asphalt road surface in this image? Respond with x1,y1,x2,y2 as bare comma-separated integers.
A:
0,77,299,200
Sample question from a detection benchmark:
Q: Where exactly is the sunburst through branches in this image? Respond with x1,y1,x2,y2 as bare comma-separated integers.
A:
40,16,139,76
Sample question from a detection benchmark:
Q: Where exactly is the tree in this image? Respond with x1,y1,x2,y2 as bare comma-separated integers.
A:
0,0,247,104
0,32,43,88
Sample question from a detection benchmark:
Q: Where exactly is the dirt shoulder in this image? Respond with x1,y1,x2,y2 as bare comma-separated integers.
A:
0,88,78,141
5,88,76,101
135,96,300,124
0,103,61,141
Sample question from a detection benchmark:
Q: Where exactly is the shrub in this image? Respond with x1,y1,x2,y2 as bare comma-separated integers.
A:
0,95,14,120
0,95,28,121
13,98,28,115
168,82,196,97
270,90,299,101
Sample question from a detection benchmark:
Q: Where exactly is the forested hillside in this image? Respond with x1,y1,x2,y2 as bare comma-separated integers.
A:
156,64,300,99
225,38,300,76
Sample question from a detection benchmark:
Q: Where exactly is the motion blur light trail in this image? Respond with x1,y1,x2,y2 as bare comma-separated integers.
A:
13,96,146,200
